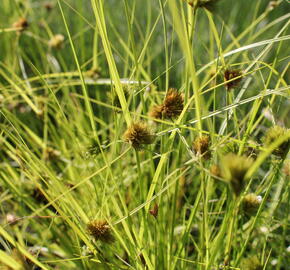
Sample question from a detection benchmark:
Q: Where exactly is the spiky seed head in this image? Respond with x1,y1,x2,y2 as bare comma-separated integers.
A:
263,125,290,158
123,122,155,149
224,69,243,90
163,89,184,118
221,153,254,196
87,220,114,243
49,34,65,49
150,89,183,120
13,18,28,33
193,135,211,159
242,193,262,215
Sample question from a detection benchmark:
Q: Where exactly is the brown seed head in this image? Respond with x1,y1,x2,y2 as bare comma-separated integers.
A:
163,89,184,118
193,135,211,159
123,122,155,149
224,69,243,90
150,89,183,120
222,153,254,196
87,220,114,243
13,18,28,32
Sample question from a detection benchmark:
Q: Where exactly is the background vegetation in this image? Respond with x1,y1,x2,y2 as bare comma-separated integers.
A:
0,0,289,269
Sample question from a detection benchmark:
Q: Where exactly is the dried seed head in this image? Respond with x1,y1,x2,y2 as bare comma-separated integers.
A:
242,193,262,216
87,220,114,243
123,122,155,149
13,18,28,33
49,34,65,49
241,256,263,270
222,153,254,196
263,125,290,158
149,203,159,218
224,69,243,90
163,89,184,118
150,89,183,120
193,135,211,159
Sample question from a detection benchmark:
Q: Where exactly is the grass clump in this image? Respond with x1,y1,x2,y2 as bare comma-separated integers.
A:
0,0,289,269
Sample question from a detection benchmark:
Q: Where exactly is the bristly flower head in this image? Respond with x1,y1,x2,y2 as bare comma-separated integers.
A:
242,193,262,216
263,125,290,158
221,153,254,196
224,69,243,90
123,122,155,149
193,135,211,160
87,220,114,243
150,88,183,120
